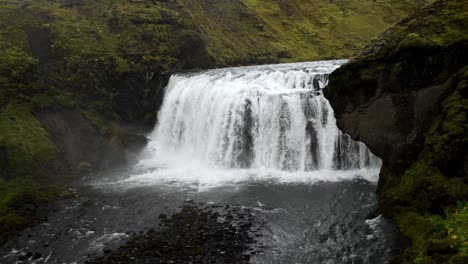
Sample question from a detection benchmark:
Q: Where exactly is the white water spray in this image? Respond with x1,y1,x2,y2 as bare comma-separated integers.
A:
141,60,380,177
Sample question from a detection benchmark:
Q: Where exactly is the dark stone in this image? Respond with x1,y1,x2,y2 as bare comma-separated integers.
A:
86,203,261,264
113,71,171,126
32,252,42,260
35,109,148,181
323,1,468,261
158,213,167,219
17,251,33,261
324,42,467,169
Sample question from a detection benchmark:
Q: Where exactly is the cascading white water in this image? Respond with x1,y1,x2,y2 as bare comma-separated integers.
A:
146,60,380,173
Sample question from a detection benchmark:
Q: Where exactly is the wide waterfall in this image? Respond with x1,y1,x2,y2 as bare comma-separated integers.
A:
146,60,380,173
1,61,403,264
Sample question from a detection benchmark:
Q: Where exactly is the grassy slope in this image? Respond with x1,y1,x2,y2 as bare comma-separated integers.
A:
175,0,427,64
0,0,425,244
239,0,422,61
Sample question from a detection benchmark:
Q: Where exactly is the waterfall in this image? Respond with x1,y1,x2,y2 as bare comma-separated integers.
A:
147,60,380,173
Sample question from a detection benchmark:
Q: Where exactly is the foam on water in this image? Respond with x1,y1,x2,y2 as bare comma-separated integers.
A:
122,60,381,190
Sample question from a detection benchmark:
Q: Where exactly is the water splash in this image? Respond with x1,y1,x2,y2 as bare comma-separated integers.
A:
144,60,380,174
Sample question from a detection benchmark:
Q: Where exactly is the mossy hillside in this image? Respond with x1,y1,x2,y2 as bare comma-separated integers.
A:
0,178,73,244
0,0,431,158
177,0,429,64
0,38,39,107
394,203,467,264
240,0,427,62
0,104,76,244
355,0,468,61
1,0,428,72
335,0,468,104
0,0,429,125
0,104,58,178
0,0,163,241
377,67,468,263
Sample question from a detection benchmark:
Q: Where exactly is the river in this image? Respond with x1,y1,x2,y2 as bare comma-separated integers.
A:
1,60,406,264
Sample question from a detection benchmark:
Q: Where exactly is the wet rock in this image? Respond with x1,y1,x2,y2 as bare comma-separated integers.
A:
86,203,261,264
158,213,167,219
17,251,33,261
32,252,42,260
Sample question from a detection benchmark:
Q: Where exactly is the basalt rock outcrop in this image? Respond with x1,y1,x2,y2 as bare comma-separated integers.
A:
325,0,468,263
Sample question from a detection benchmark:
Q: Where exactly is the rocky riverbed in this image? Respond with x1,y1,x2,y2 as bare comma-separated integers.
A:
86,202,261,264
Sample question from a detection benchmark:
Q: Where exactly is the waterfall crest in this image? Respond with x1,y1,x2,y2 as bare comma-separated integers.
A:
148,60,380,172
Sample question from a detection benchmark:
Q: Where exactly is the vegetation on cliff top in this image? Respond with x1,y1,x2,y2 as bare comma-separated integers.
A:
355,0,467,61
239,0,424,62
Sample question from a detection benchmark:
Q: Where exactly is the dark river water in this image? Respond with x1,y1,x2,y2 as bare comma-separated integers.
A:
0,166,406,264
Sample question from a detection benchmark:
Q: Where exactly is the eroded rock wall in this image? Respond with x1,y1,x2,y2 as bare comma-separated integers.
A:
324,0,468,262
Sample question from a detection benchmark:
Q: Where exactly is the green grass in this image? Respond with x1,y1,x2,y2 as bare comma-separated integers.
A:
0,0,427,117
0,104,58,178
394,202,468,263
355,0,468,60
0,177,73,244
239,0,427,61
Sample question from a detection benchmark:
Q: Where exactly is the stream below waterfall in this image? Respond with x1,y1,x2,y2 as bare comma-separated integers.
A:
1,61,407,264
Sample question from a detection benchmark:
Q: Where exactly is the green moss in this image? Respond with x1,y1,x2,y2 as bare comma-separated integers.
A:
0,0,427,126
0,179,73,213
81,109,113,136
359,63,386,80
0,213,30,244
394,203,468,263
4,0,421,69
445,203,468,256
0,36,39,107
190,245,205,256
0,104,58,178
356,0,468,60
399,33,434,49
326,1,467,262
378,67,468,263
0,178,74,244
237,0,425,62
77,161,94,174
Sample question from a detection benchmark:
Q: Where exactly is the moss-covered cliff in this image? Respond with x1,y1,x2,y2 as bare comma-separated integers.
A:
0,0,426,244
325,0,467,262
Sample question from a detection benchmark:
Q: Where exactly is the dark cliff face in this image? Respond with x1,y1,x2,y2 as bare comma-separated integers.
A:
324,0,468,262
325,42,467,169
